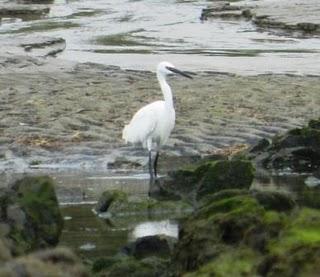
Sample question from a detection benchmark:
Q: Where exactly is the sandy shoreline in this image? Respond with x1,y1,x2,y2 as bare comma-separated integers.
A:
0,56,320,171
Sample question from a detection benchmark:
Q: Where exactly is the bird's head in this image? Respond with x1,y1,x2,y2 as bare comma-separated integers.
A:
157,61,193,79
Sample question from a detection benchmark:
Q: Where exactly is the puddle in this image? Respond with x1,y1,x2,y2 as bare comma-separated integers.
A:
60,203,179,259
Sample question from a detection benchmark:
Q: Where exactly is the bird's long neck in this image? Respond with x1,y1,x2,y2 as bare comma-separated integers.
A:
157,72,173,108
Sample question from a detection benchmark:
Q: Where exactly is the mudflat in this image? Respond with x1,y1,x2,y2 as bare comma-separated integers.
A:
0,56,319,169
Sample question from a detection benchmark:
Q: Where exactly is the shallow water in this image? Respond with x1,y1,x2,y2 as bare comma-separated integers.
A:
56,171,318,259
0,0,319,74
60,203,179,259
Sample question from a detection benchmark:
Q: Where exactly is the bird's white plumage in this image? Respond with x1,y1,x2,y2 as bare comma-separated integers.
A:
122,61,178,152
122,100,175,149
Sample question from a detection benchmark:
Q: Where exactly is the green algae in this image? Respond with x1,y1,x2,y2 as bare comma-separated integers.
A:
172,189,319,276
186,247,259,277
7,176,63,254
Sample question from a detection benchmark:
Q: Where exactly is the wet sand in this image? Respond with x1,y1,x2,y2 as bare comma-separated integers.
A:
0,56,320,171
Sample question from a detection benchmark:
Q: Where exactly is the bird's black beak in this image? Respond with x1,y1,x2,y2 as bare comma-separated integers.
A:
166,66,193,79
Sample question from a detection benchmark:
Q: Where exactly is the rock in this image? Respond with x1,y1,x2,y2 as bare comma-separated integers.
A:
257,208,320,277
171,187,320,276
300,185,320,209
122,235,174,259
0,176,63,255
200,2,253,21
173,193,264,273
95,190,127,213
157,158,254,203
0,247,88,276
249,138,270,153
0,4,49,20
19,36,66,57
196,160,254,200
252,190,296,212
93,256,168,277
250,0,320,35
107,158,142,170
250,119,320,173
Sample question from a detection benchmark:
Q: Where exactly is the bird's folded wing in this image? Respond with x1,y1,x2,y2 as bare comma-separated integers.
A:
122,106,157,145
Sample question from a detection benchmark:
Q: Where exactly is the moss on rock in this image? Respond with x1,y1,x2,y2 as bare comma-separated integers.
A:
0,176,63,255
196,160,254,200
172,190,318,276
161,159,254,202
92,255,169,276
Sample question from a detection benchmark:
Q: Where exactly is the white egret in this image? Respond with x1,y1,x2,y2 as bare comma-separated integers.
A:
122,61,192,180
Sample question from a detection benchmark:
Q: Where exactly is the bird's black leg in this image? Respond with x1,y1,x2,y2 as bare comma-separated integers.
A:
153,151,159,178
148,150,154,181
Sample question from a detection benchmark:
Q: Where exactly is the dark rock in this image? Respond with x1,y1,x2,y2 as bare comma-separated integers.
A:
296,22,319,33
0,4,49,20
308,119,320,130
300,185,320,209
249,138,270,153
122,235,174,259
107,158,142,170
95,190,125,213
250,119,320,173
201,2,252,21
252,190,296,212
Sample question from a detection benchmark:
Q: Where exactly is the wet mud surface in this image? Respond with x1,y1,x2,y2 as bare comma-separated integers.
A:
0,58,320,171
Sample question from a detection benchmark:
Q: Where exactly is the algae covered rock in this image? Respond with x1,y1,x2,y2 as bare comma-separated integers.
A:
0,176,63,255
92,255,169,277
171,187,320,276
172,190,294,275
252,190,296,212
258,208,320,277
161,159,254,201
196,160,254,199
300,183,320,209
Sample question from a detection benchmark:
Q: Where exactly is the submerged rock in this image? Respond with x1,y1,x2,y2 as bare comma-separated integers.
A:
0,176,63,255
